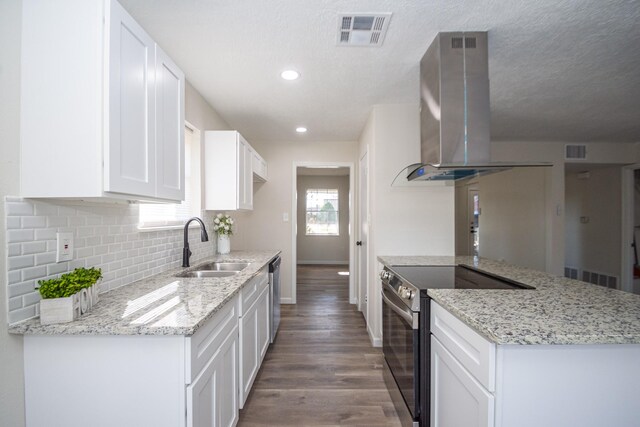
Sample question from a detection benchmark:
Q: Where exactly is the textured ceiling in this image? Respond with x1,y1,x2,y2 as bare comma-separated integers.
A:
119,0,640,143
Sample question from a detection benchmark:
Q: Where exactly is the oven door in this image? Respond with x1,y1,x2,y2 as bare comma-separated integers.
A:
382,284,420,422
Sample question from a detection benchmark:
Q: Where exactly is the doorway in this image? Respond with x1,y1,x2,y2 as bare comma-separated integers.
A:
455,180,480,256
291,162,355,304
565,164,623,290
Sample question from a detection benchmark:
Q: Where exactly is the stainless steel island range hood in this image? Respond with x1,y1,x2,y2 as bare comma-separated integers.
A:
405,32,549,182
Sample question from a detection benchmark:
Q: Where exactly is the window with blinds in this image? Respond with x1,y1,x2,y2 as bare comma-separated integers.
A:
139,125,200,228
305,188,339,235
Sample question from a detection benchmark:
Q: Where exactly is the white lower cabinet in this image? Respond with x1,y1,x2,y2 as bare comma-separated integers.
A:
431,335,494,427
239,269,270,408
187,323,238,427
431,301,640,427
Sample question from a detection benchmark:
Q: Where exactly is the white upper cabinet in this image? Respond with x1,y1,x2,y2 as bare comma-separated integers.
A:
252,150,268,182
20,0,185,202
204,131,266,211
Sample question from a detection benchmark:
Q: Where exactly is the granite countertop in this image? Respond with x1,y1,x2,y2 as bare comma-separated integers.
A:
9,250,280,336
378,255,640,345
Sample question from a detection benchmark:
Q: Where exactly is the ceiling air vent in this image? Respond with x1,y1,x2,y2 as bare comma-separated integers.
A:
565,144,587,160
451,36,477,49
337,13,392,47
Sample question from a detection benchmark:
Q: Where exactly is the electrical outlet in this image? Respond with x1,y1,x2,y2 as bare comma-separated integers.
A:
56,232,74,262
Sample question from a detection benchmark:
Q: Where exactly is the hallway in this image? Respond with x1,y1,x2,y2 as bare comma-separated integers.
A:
238,265,401,426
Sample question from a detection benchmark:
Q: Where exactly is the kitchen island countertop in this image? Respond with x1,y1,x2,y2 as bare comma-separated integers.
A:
378,255,640,345
9,250,280,336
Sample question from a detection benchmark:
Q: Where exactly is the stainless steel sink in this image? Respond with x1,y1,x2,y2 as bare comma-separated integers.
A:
176,261,250,279
177,270,239,278
196,262,250,271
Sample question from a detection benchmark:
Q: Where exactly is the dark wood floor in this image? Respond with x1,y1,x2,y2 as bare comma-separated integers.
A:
237,264,401,426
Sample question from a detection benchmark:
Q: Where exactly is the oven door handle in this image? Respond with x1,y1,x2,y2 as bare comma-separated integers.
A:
381,290,419,330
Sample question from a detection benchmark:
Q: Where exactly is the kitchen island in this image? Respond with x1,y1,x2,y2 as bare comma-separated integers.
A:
10,250,280,427
378,255,640,427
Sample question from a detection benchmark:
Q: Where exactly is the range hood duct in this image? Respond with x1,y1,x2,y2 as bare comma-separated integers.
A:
404,32,549,182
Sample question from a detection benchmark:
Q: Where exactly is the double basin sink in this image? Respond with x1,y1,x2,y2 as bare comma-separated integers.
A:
176,262,251,279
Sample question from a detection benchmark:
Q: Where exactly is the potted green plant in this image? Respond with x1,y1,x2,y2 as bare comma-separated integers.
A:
213,213,233,254
37,267,102,324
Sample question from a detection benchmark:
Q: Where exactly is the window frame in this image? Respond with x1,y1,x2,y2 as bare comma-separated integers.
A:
138,122,202,230
304,188,340,236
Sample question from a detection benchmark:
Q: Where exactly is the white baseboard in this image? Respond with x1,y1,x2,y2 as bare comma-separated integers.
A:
280,297,294,304
367,324,382,347
297,260,349,265
349,297,357,304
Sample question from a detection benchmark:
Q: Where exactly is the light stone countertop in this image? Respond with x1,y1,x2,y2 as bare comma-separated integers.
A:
378,255,640,345
9,250,280,336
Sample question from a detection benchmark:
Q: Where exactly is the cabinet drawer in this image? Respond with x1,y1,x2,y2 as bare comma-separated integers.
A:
431,301,496,391
239,268,268,316
186,295,239,384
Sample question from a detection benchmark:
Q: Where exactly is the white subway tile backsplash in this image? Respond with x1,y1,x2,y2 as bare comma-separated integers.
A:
8,229,34,243
47,216,68,227
35,252,56,265
22,241,47,255
9,281,36,298
47,262,69,276
7,201,34,216
5,197,216,324
7,217,20,229
9,255,34,271
9,306,37,324
22,216,47,228
8,296,22,311
34,228,56,241
23,292,41,306
8,243,21,257
22,266,47,281
8,270,21,284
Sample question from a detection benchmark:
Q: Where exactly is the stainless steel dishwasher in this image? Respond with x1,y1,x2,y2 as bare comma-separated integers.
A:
269,256,281,343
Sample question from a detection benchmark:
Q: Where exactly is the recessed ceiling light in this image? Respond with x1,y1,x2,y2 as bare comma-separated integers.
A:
281,70,300,80
296,127,307,133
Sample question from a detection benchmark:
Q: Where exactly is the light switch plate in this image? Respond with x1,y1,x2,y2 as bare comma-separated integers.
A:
56,232,73,262
283,212,289,222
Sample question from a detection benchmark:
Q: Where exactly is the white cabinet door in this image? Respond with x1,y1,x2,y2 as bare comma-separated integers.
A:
155,46,185,201
239,298,259,408
256,286,270,361
106,0,156,197
187,325,239,427
236,136,253,210
431,335,494,427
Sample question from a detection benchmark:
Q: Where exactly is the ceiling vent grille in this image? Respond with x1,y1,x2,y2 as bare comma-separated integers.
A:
451,36,477,49
565,144,587,160
337,13,392,47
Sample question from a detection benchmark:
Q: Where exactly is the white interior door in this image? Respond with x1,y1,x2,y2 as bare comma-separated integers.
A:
358,152,369,316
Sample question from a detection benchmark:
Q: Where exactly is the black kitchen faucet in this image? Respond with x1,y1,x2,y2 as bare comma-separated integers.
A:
182,217,209,267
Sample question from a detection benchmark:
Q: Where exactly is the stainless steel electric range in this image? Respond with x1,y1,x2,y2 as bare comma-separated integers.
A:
380,264,532,427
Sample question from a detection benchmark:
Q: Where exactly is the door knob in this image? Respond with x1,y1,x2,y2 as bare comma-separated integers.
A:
356,241,362,246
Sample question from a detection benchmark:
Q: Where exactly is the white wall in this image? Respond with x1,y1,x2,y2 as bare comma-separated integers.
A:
0,0,26,424
360,104,455,345
229,141,358,303
296,175,349,265
484,141,638,275
478,168,548,270
565,166,622,279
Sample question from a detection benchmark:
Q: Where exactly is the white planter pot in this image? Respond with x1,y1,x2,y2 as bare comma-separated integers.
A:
217,234,231,254
39,294,79,325
39,280,101,325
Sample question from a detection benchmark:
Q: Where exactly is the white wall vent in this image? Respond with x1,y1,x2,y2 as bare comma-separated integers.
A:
565,144,587,160
337,13,392,47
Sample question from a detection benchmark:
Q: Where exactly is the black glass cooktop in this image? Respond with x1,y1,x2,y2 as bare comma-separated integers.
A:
389,264,533,292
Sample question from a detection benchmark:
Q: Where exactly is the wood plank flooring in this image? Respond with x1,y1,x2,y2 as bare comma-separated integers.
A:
238,264,401,427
